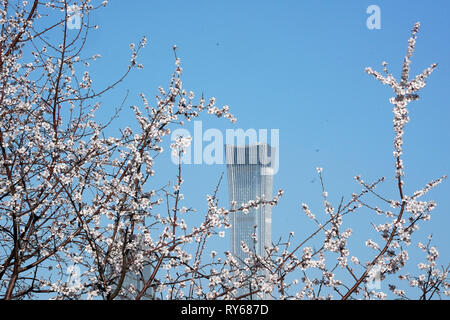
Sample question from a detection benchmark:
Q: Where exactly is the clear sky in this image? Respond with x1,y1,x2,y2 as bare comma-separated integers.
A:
80,0,450,298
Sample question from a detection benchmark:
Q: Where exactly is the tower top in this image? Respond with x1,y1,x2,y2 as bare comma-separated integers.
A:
224,144,275,168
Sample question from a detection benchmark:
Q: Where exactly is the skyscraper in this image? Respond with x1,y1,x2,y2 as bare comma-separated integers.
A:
225,144,275,298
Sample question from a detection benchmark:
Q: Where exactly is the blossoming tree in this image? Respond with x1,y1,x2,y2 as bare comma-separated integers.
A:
0,1,447,299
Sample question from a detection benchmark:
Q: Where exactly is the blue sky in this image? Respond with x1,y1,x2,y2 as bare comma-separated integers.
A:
79,0,450,297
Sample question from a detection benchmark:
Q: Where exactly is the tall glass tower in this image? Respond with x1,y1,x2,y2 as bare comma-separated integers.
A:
225,144,275,298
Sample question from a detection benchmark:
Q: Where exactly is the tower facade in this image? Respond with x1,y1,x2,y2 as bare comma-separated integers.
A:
225,144,275,298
